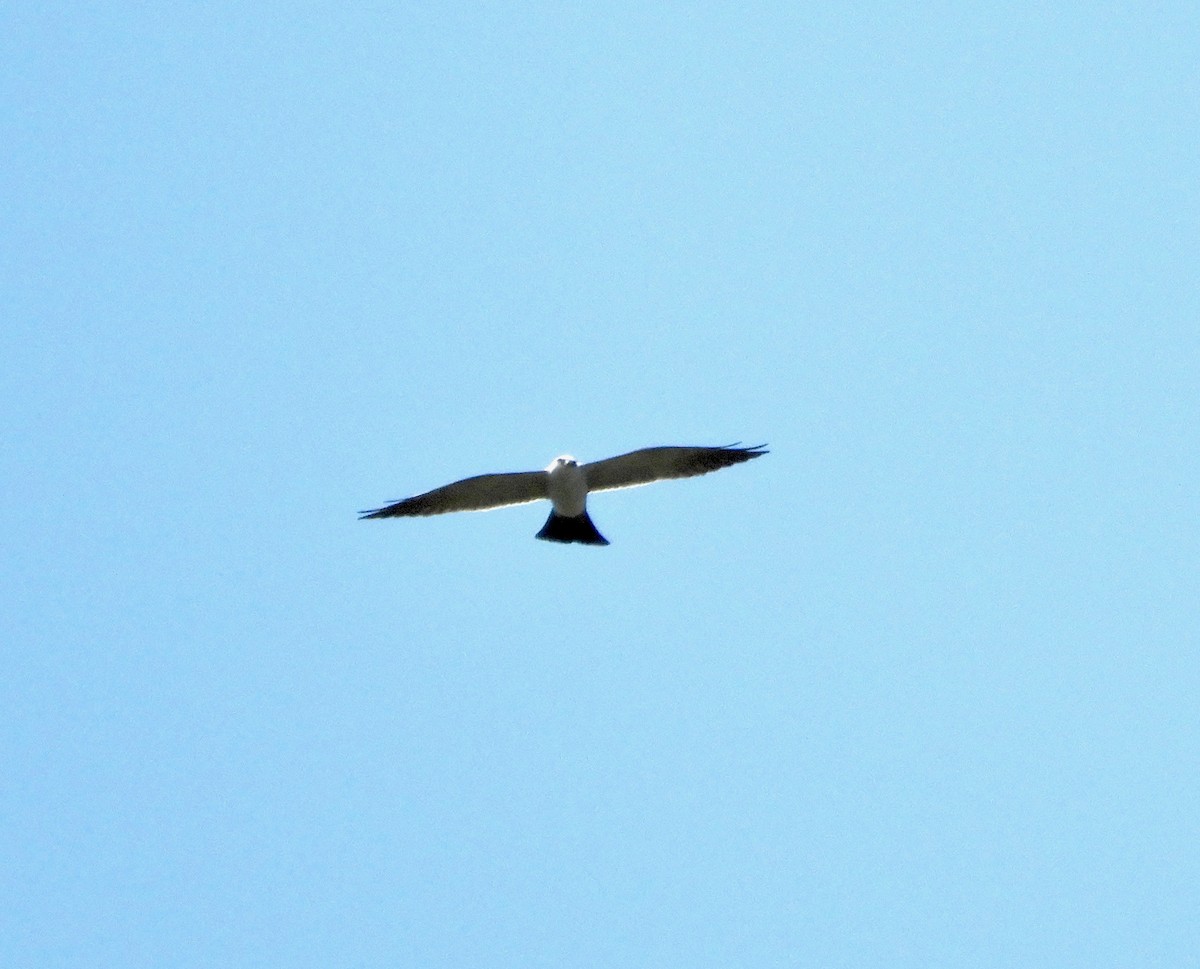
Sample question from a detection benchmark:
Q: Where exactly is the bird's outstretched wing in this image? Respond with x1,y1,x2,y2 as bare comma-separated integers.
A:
582,444,768,493
359,470,549,519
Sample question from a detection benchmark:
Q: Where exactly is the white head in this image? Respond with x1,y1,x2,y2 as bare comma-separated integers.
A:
547,454,578,472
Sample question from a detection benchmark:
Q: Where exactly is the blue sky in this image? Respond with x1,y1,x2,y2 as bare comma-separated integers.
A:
3,3,1197,966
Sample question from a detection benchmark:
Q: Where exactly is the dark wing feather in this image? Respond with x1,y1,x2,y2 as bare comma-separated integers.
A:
582,444,767,493
359,470,549,519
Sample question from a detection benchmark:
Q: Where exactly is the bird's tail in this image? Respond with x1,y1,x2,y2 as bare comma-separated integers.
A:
535,510,610,546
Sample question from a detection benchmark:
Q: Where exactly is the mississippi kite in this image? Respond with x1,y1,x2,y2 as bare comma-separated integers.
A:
359,443,768,545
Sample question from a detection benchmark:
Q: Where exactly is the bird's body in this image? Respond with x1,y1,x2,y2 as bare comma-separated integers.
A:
360,443,767,545
537,456,608,544
546,457,587,517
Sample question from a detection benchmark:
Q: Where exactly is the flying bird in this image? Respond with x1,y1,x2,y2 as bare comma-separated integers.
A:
359,443,768,545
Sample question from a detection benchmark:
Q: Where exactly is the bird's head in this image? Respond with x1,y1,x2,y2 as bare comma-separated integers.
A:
548,455,577,470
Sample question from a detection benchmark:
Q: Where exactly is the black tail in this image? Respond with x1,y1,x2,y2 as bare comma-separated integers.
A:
536,510,610,546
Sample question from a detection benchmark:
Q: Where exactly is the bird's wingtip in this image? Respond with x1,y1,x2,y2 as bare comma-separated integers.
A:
716,441,768,452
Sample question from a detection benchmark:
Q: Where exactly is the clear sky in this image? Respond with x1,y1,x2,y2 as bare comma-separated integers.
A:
3,3,1197,966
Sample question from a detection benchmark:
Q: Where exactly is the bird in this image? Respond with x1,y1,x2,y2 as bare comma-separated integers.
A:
359,443,768,545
